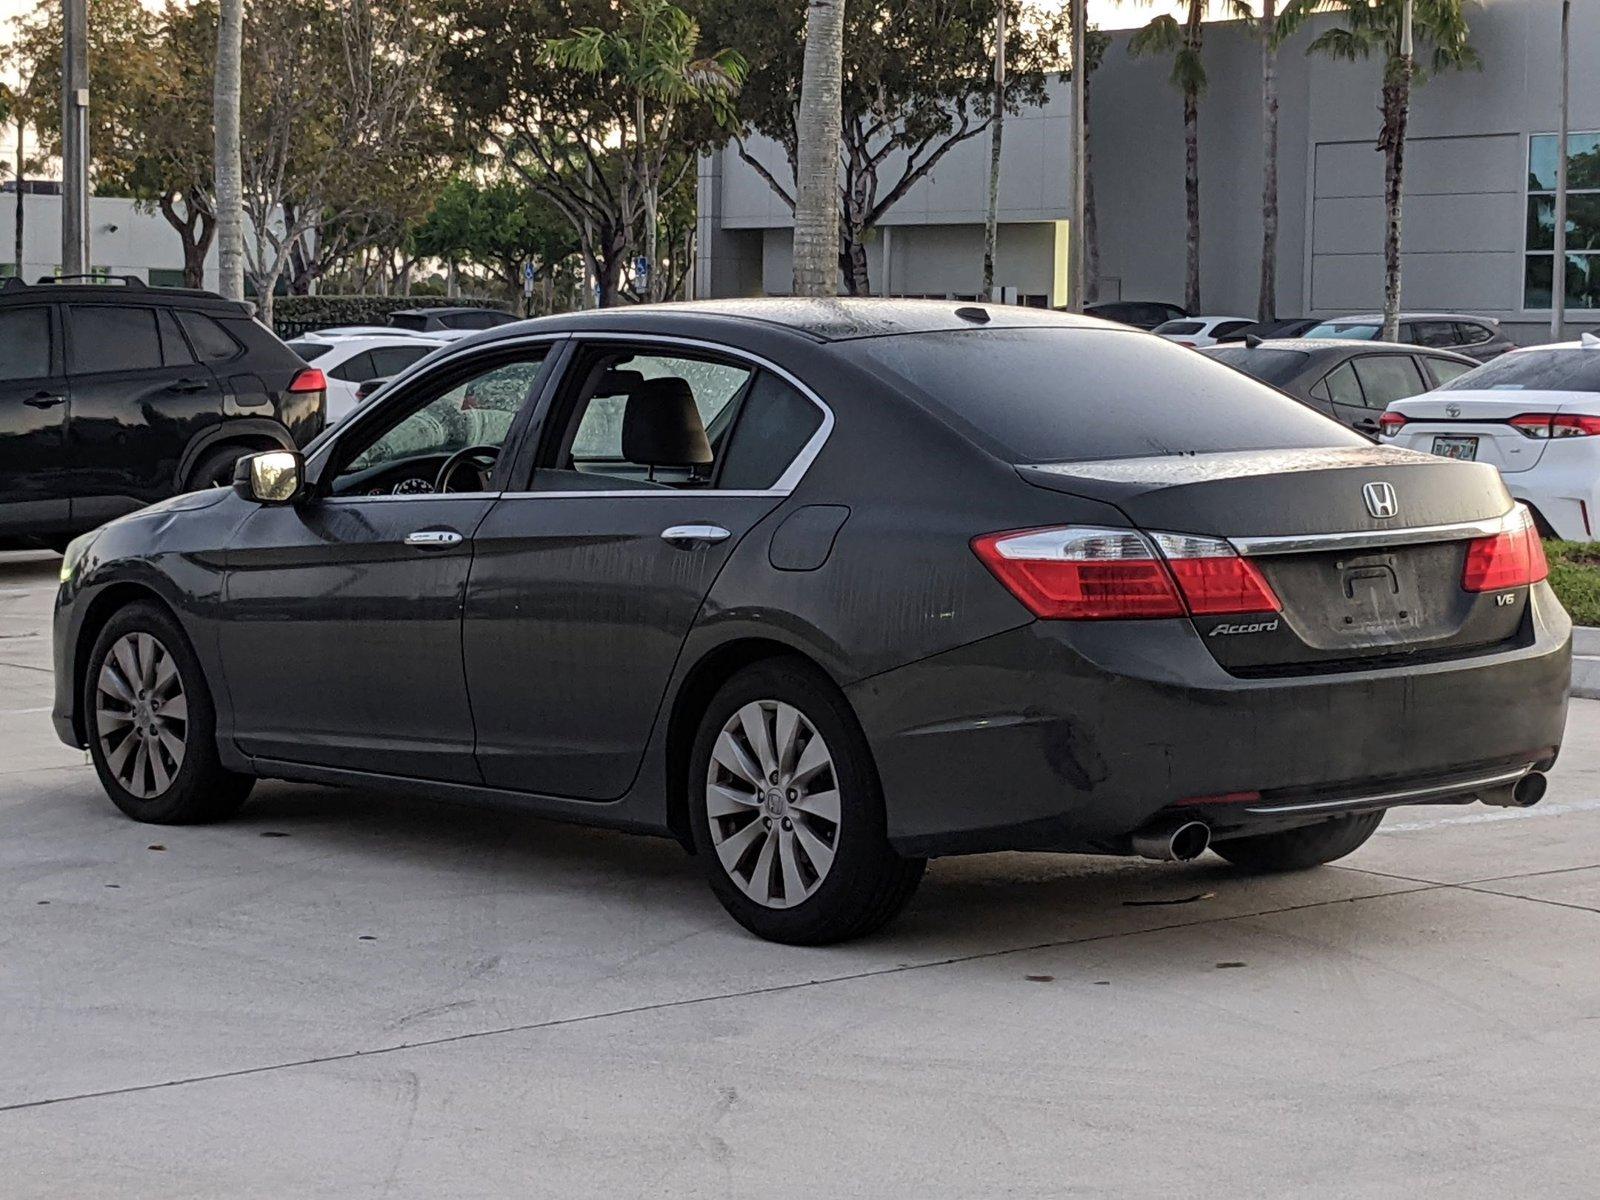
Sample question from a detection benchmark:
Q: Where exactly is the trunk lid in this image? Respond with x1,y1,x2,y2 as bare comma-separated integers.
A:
1018,446,1527,673
1386,389,1596,473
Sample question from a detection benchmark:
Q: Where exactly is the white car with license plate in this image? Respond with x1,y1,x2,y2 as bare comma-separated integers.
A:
1379,336,1600,540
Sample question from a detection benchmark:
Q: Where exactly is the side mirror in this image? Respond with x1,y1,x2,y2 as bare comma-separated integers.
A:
234,450,304,505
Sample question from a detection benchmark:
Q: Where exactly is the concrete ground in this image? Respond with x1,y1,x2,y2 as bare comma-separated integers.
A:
3,547,1598,1199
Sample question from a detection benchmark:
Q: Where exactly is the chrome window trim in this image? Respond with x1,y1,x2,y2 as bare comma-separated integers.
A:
498,488,785,500
1229,506,1518,557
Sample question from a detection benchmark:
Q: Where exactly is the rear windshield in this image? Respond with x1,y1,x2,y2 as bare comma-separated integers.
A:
1205,347,1311,386
841,328,1365,463
1305,321,1380,341
288,340,332,362
1437,348,1600,394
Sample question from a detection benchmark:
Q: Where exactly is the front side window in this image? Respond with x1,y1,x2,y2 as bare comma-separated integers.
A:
1525,131,1600,310
1409,321,1457,348
330,350,549,493
1351,355,1426,408
68,306,163,373
0,307,51,380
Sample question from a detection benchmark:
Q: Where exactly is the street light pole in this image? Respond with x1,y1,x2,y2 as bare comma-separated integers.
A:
1069,0,1087,313
60,0,90,278
1551,0,1571,342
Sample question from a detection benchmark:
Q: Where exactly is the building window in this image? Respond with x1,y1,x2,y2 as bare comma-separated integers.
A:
1526,131,1600,310
148,268,188,288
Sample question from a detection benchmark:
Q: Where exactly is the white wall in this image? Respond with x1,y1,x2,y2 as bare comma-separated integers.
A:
0,192,217,287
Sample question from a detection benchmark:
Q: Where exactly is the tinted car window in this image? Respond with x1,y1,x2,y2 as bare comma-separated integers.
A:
1213,320,1254,339
1438,348,1600,393
842,328,1363,464
177,311,241,363
157,310,195,366
1410,321,1457,348
1322,361,1364,407
718,372,824,489
1153,320,1204,335
1351,355,1426,408
69,306,163,373
288,340,333,362
1424,356,1475,386
1305,321,1381,341
329,351,377,383
389,313,431,331
1204,347,1310,386
1454,321,1492,345
370,345,432,375
0,307,51,380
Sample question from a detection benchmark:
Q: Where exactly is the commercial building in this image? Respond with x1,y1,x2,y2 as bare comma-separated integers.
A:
695,0,1597,343
1,186,218,288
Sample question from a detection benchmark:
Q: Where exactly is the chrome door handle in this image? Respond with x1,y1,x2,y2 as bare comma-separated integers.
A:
661,524,731,545
23,392,65,408
404,529,463,548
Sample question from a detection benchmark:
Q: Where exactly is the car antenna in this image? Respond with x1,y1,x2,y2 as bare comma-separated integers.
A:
953,305,990,324
1245,334,1264,348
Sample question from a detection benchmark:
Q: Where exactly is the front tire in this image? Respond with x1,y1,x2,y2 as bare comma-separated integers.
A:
84,602,254,824
1211,811,1384,872
687,660,925,945
187,445,252,491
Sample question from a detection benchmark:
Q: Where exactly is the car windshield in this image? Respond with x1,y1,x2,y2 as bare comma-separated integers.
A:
1437,348,1600,394
1204,347,1311,386
1304,322,1380,340
840,327,1363,464
1153,320,1204,335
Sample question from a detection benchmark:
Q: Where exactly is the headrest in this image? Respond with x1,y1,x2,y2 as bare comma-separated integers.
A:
621,378,712,467
594,368,644,397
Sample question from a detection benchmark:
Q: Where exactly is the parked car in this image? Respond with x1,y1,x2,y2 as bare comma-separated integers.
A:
1082,301,1188,330
1302,313,1515,361
1214,317,1322,344
287,332,445,421
53,300,1570,944
1379,336,1600,540
0,275,325,551
388,306,516,336
353,376,391,405
1152,315,1256,347
304,325,443,341
1203,338,1477,434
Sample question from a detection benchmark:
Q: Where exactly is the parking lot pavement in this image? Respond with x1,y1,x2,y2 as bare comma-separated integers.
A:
2,549,1598,1198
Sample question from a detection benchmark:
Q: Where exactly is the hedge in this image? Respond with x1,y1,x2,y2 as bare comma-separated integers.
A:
271,294,511,337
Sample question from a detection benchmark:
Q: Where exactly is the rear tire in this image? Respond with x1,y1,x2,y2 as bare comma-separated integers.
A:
1211,812,1384,872
687,659,925,945
84,601,254,824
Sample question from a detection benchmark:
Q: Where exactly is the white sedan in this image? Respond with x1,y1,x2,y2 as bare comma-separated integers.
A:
286,333,447,422
1152,315,1256,348
1379,335,1600,540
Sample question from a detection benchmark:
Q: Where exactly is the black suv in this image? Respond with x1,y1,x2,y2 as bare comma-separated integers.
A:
0,276,324,549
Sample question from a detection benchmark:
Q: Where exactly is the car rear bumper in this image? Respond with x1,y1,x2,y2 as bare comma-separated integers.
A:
848,584,1572,857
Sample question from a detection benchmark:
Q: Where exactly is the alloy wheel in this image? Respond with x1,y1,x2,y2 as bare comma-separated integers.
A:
705,699,840,909
96,632,188,798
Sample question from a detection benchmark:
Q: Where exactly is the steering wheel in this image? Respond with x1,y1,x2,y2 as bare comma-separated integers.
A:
435,444,501,493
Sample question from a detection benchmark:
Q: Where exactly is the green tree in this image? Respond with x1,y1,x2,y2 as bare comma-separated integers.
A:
1308,0,1478,339
1129,1,1207,313
412,176,581,314
546,0,745,302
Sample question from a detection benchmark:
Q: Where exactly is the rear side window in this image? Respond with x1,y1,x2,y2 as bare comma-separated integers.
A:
177,311,242,363
1351,355,1426,408
1213,320,1253,339
69,306,163,373
1153,320,1204,335
1204,347,1309,386
0,307,51,380
719,372,824,489
370,345,432,375
1410,320,1457,348
329,351,377,383
157,310,195,365
842,328,1363,464
1455,322,1492,345
288,340,333,362
1322,361,1364,407
1439,348,1600,393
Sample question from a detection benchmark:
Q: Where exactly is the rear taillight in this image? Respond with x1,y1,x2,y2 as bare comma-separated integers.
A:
1508,412,1600,439
1462,506,1548,592
288,367,326,394
1378,411,1408,436
971,527,1279,621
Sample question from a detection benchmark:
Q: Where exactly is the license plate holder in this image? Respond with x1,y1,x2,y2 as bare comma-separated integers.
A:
1431,434,1479,461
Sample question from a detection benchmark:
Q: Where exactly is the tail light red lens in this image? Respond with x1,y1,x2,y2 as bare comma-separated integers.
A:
288,367,327,394
972,527,1280,621
1377,411,1408,436
1462,506,1548,592
1508,412,1600,439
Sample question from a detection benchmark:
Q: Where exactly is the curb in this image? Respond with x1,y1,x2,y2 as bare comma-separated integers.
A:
1574,626,1600,658
1574,626,1600,701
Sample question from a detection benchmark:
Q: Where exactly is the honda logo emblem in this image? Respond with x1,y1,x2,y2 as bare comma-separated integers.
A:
1363,481,1399,519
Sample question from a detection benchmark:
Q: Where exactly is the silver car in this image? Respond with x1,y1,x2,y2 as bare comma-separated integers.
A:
1300,313,1515,362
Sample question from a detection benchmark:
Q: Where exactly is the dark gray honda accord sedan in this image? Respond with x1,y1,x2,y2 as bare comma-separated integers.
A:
52,300,1571,944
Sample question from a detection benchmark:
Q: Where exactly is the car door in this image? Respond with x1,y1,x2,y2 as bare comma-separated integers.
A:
1349,354,1429,433
63,302,227,524
463,339,830,800
217,341,558,783
0,303,71,536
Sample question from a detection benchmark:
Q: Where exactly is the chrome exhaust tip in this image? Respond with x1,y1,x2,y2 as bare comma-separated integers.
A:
1482,770,1548,809
1131,819,1212,863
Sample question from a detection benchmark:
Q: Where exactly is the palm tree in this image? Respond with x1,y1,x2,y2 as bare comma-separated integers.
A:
1307,1,1476,340
547,0,745,303
792,0,846,296
1129,1,1207,314
213,0,245,301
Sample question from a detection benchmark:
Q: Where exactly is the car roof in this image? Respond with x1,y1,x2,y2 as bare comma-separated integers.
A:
1224,338,1476,360
461,298,1108,346
0,275,248,316
1312,312,1496,325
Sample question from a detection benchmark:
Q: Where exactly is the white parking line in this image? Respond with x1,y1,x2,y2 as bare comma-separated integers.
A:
0,707,54,716
1379,797,1600,833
